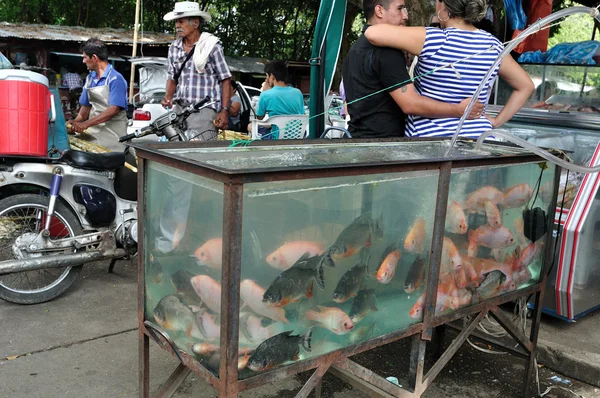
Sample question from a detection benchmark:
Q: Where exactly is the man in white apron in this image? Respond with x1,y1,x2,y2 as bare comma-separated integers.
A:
70,38,128,137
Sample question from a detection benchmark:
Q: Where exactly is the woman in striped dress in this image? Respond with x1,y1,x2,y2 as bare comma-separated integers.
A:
365,0,534,138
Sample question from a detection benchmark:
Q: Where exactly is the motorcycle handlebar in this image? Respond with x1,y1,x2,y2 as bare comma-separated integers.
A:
118,133,138,142
193,96,211,110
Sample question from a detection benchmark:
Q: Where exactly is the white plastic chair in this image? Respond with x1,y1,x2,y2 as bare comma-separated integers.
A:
251,114,309,140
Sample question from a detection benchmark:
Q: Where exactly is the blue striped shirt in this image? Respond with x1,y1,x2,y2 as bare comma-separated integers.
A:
407,27,503,138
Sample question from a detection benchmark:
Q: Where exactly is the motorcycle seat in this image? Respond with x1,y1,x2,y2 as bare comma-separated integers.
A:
61,150,125,171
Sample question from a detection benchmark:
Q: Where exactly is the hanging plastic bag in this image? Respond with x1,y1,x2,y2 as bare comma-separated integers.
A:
0,51,13,69
504,0,527,30
518,50,544,63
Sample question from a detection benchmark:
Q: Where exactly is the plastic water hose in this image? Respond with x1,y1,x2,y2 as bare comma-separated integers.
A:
446,5,600,169
475,129,600,173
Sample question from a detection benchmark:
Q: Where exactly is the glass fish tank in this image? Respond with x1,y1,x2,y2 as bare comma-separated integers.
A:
135,139,558,386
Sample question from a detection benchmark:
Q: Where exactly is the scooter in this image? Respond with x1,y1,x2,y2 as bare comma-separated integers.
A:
0,97,215,304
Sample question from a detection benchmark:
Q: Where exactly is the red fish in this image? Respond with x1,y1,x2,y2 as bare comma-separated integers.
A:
266,241,325,270
305,305,354,335
442,237,462,272
515,241,544,271
468,226,515,257
446,201,468,234
463,186,504,212
404,217,426,254
483,199,502,228
377,248,401,284
503,184,533,209
193,238,222,269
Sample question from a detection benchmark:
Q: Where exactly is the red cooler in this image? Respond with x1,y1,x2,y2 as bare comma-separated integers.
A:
0,70,55,157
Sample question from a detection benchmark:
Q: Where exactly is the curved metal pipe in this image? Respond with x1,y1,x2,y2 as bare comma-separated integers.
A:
446,6,600,157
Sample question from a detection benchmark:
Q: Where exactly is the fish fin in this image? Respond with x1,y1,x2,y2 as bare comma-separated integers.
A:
292,350,300,361
239,313,253,342
320,251,336,269
188,305,203,313
467,229,475,243
306,280,314,298
371,300,379,312
301,326,314,352
240,301,247,311
315,263,325,290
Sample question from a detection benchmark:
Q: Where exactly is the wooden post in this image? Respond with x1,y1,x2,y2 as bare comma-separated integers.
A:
129,0,141,102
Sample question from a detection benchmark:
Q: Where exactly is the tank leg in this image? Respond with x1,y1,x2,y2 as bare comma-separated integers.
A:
108,258,118,273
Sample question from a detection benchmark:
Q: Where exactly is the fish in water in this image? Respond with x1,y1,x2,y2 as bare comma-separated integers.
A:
321,213,384,268
468,225,515,257
515,241,544,272
441,237,462,272
513,267,533,286
348,322,376,344
240,279,289,323
195,309,220,342
193,238,222,269
462,186,504,212
169,269,201,306
514,218,529,247
192,342,220,356
266,241,325,270
483,199,502,228
153,295,205,340
446,201,468,234
262,253,324,308
503,183,533,209
404,217,426,254
239,313,287,344
404,255,426,293
246,328,313,372
333,254,370,303
190,274,222,314
349,289,379,323
475,270,508,300
376,246,401,284
305,305,354,335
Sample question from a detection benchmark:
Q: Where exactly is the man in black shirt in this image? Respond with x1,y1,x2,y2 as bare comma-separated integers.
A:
342,0,483,138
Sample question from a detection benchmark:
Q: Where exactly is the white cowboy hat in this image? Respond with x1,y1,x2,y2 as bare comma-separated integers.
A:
163,1,212,22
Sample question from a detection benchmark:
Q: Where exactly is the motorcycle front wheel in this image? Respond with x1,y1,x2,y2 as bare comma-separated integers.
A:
0,194,84,304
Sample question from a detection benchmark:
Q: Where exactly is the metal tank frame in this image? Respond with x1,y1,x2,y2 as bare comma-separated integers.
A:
132,138,561,398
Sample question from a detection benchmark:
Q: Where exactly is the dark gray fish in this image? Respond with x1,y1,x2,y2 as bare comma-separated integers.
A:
404,255,426,294
332,255,370,303
246,328,313,372
349,289,378,323
475,270,506,300
153,295,204,340
320,213,384,268
262,253,325,307
170,269,201,306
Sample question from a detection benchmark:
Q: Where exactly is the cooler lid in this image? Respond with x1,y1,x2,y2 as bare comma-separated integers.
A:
0,69,49,87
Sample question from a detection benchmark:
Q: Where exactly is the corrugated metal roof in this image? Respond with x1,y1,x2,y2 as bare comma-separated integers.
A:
0,22,174,45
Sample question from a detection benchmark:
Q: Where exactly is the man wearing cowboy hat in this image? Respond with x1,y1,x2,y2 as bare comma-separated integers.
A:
162,1,231,140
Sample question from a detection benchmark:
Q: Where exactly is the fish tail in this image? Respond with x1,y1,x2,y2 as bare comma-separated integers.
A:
301,326,314,352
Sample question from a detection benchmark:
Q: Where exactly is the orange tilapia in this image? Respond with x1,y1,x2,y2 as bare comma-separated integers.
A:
463,186,504,212
376,247,401,284
266,241,325,270
483,199,502,228
404,217,426,253
468,225,515,257
193,238,223,269
503,183,533,209
446,201,468,234
441,236,462,272
305,305,354,335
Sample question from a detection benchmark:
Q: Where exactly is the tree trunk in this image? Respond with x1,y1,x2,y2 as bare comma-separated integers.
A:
20,0,27,22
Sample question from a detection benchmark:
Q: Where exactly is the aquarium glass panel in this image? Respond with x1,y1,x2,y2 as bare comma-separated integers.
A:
144,161,224,376
434,162,556,317
236,170,439,377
